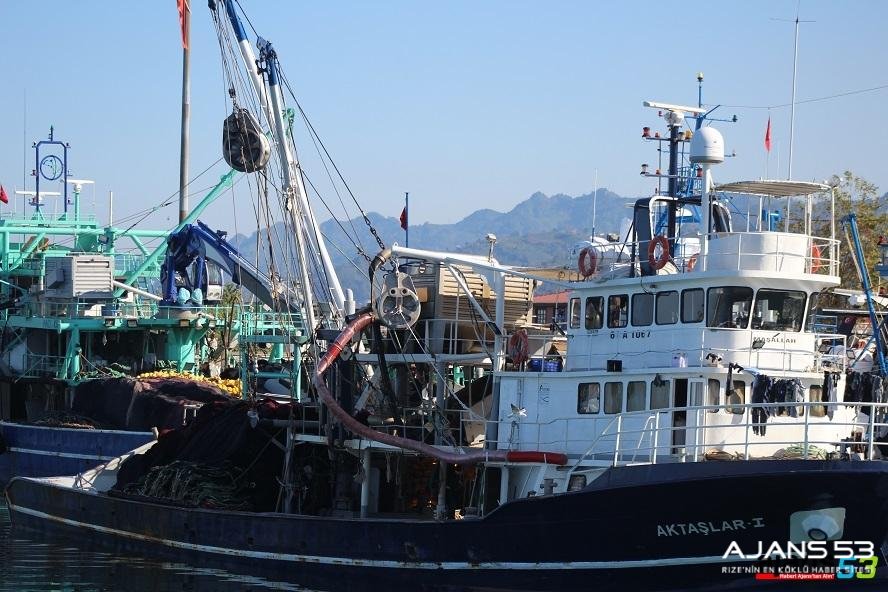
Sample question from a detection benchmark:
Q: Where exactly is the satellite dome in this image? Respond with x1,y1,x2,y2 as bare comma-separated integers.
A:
689,127,724,164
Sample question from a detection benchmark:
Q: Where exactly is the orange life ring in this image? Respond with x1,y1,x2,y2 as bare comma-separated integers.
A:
647,236,670,271
578,246,598,278
507,329,530,364
687,253,698,272
810,244,822,272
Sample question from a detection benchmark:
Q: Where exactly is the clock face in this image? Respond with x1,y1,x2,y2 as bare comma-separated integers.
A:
40,154,63,181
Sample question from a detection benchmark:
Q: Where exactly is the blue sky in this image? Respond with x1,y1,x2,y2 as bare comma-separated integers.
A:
0,0,886,235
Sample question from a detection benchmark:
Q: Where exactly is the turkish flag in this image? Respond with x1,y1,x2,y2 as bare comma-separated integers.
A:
177,0,189,49
0,185,8,204
399,206,408,230
764,116,772,153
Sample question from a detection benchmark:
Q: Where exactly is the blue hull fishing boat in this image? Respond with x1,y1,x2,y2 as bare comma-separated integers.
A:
7,2,888,590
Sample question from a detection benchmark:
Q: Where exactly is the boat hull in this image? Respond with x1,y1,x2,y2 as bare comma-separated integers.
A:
0,421,154,486
6,460,888,591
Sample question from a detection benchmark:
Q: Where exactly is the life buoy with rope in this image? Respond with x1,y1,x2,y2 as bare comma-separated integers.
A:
507,329,530,365
810,244,822,272
578,246,598,278
686,253,698,272
647,236,670,271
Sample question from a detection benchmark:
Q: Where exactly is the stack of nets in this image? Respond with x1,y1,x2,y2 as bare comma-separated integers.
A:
122,460,254,511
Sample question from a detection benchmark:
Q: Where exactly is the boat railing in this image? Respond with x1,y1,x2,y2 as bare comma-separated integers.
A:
491,399,888,470
20,353,68,379
588,232,839,278
25,299,158,320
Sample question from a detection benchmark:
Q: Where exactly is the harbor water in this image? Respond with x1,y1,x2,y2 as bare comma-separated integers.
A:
0,498,308,592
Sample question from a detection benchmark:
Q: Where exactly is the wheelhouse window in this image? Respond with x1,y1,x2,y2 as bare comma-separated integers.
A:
577,383,600,414
656,291,679,325
632,293,654,327
627,381,646,411
604,382,623,414
707,287,753,328
650,377,670,409
569,298,580,329
607,295,628,328
585,296,603,330
752,289,807,332
681,288,705,323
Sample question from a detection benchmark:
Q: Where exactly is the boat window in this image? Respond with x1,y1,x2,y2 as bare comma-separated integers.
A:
607,294,628,328
569,298,580,329
577,383,600,414
585,296,603,330
707,287,753,328
752,289,807,332
631,293,654,326
627,381,646,411
681,289,705,323
809,385,825,417
604,382,623,414
727,381,746,414
650,377,670,409
656,291,679,325
707,379,720,412
535,307,547,324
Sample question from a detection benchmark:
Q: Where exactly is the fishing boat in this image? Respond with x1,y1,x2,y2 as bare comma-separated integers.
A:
0,129,256,484
7,2,888,590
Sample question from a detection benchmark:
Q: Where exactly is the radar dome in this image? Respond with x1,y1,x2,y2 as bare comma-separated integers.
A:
689,127,724,164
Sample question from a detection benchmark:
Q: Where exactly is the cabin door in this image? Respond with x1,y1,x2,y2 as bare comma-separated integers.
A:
672,378,688,452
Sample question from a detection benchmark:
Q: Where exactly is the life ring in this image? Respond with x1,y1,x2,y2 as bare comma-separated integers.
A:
686,253,698,272
810,244,822,272
647,236,670,271
578,246,598,278
507,329,530,364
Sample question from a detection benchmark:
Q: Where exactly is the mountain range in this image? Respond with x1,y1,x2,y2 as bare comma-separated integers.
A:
230,188,638,303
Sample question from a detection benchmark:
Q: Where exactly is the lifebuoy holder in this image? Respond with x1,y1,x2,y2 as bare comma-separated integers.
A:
647,236,670,271
578,246,598,278
507,329,530,365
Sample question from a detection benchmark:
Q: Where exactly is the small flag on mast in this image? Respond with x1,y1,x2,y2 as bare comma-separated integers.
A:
399,206,408,231
0,185,7,205
177,0,189,50
764,116,772,153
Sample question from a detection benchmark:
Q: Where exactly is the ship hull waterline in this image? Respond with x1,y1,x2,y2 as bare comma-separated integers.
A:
6,460,888,591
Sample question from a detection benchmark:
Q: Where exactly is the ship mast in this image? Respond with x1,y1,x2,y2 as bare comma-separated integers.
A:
220,0,345,331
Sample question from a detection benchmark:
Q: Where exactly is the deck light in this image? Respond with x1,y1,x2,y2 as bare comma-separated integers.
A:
126,319,138,328
640,164,649,175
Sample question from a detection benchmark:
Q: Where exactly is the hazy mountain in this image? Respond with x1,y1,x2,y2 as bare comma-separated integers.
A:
228,189,638,303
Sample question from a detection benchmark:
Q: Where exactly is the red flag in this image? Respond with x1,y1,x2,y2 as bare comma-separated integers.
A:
177,0,189,50
764,116,772,152
399,206,408,230
0,185,7,205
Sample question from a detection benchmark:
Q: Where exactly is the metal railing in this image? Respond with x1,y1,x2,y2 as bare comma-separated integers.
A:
586,232,839,278
556,399,888,469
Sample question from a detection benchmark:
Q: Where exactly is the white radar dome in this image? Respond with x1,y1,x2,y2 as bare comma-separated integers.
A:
689,127,724,164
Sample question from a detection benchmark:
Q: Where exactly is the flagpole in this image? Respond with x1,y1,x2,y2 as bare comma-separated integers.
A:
405,192,409,247
178,0,191,223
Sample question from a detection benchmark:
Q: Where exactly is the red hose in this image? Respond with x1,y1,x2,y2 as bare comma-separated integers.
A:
313,313,567,466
